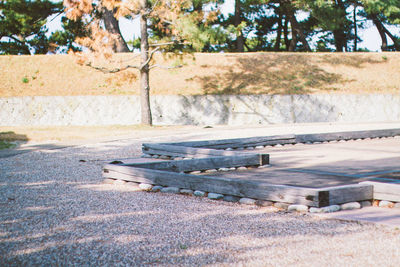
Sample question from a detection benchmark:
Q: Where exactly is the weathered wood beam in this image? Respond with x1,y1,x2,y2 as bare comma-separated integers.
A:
142,143,250,158
321,184,373,205
103,164,320,206
360,181,400,202
164,134,296,149
296,129,400,143
107,154,269,173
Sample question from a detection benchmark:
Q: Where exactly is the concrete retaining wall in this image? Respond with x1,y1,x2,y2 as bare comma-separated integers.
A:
1,94,400,126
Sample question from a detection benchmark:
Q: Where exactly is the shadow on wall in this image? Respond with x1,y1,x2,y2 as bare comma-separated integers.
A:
189,54,384,95
152,95,339,125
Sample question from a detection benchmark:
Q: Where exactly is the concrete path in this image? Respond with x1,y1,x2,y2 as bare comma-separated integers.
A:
315,207,400,228
2,121,400,159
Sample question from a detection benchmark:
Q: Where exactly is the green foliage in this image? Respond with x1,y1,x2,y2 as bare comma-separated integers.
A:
21,76,29,83
49,16,88,53
0,0,62,54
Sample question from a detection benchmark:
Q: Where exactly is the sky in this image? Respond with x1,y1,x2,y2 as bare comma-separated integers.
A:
47,0,400,52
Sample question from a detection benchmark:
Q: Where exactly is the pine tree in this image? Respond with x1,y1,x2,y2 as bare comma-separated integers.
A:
360,0,400,51
64,0,217,125
0,0,62,54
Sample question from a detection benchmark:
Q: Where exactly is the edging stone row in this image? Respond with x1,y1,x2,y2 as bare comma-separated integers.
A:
103,178,400,213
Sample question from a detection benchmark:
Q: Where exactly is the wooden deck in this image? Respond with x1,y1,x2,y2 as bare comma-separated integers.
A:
103,128,400,207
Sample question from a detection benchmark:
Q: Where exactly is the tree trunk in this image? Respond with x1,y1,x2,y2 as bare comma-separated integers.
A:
353,6,357,52
333,0,347,52
234,0,244,52
380,23,400,51
140,10,152,126
274,13,282,51
371,15,388,51
102,6,130,52
283,17,290,51
286,4,311,52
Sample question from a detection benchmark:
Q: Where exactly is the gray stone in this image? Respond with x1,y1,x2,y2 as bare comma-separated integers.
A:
309,207,322,213
288,205,309,212
180,189,194,195
160,187,180,194
322,205,341,213
255,200,274,207
151,185,163,192
360,200,372,208
218,168,230,172
379,200,394,208
205,169,217,173
223,195,240,202
237,167,247,171
193,190,206,197
159,155,171,160
394,202,400,209
341,202,361,210
139,183,153,191
208,193,224,200
190,171,201,174
274,202,290,210
310,205,341,213
239,198,256,205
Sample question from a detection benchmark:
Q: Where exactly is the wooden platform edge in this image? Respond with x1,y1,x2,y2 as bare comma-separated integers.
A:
317,184,373,206
161,134,297,149
142,143,252,158
359,181,400,202
296,128,400,143
102,164,376,207
106,154,269,173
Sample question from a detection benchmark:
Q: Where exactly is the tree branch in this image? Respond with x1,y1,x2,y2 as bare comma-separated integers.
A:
140,46,160,69
149,64,183,70
85,62,140,73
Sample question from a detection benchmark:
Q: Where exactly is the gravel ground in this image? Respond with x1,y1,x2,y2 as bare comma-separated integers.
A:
1,138,400,266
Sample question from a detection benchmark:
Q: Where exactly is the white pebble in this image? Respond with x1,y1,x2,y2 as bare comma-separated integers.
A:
341,202,361,210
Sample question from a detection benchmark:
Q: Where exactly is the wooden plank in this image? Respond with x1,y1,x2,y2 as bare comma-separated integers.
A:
296,128,400,143
360,181,400,202
164,134,296,149
372,193,400,202
142,143,250,157
107,154,269,173
319,184,373,205
103,164,319,206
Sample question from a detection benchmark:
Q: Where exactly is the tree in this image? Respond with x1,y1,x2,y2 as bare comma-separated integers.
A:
361,0,400,51
65,0,217,125
0,0,62,54
101,5,130,52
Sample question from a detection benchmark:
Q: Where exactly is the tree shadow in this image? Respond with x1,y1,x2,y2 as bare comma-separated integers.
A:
321,54,384,68
189,53,385,95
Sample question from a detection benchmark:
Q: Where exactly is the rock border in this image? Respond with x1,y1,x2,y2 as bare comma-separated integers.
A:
104,178,400,213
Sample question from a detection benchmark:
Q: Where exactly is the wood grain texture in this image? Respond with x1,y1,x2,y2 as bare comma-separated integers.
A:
111,154,269,172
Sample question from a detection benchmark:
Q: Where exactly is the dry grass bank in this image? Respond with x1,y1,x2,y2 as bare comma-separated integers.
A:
1,52,399,97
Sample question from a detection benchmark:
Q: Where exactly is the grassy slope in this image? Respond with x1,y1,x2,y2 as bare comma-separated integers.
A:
0,52,399,97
